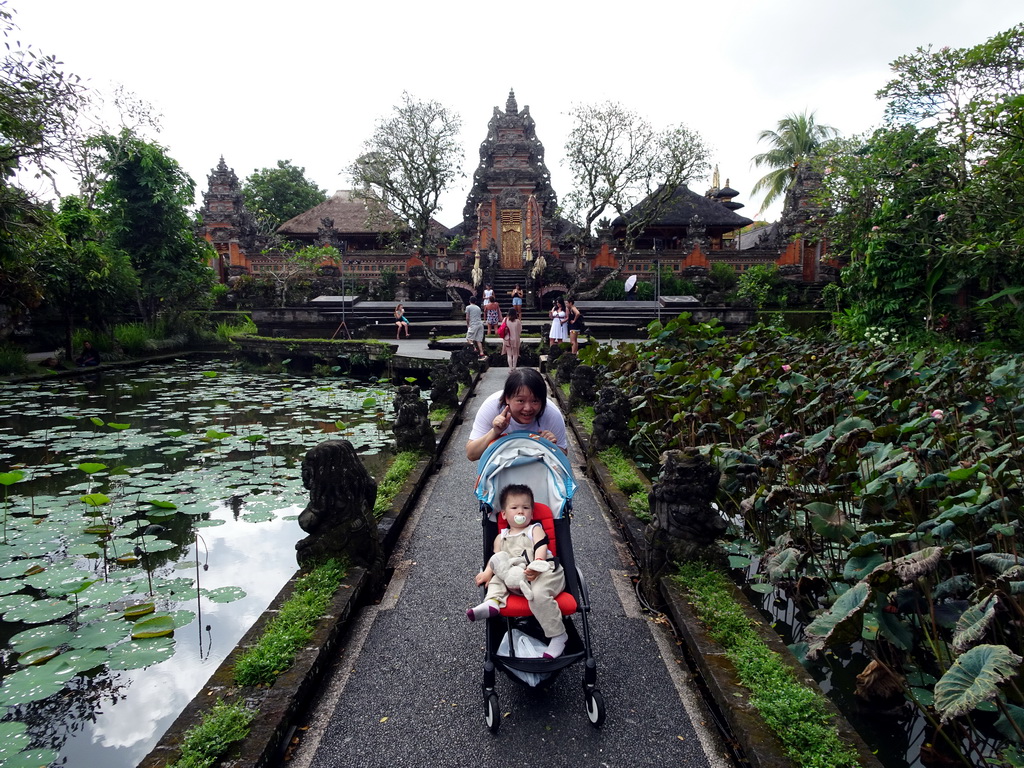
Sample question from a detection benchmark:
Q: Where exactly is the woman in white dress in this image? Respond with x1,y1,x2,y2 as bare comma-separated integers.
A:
548,298,567,345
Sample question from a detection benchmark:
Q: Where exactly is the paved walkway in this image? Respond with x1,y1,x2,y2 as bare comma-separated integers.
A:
288,367,731,768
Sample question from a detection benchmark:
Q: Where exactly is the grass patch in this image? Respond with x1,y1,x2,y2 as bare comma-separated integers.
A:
168,698,255,768
233,558,347,687
428,405,451,422
216,315,257,341
628,490,651,522
597,445,646,496
373,451,423,517
573,405,595,433
113,322,153,355
674,563,861,768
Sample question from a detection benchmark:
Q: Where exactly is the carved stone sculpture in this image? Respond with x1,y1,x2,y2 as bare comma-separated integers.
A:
591,386,631,451
393,385,435,452
643,449,727,600
296,440,381,578
555,352,579,385
568,364,598,411
429,361,460,409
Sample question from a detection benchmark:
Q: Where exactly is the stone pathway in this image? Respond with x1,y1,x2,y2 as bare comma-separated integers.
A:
287,367,732,768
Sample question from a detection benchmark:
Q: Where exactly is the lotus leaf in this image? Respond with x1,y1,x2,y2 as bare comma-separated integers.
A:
805,581,872,658
78,580,139,605
953,596,1000,654
766,547,801,583
202,586,246,603
0,558,46,578
60,648,110,673
978,553,1021,574
0,659,77,705
18,646,60,666
843,553,885,581
131,614,175,639
0,721,31,759
934,644,1023,723
10,624,73,652
4,598,76,624
0,593,32,612
72,620,132,649
107,636,175,670
123,602,156,619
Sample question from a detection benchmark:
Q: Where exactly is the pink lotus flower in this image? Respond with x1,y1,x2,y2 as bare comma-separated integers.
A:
937,214,947,222
871,226,881,232
781,364,791,372
931,409,945,420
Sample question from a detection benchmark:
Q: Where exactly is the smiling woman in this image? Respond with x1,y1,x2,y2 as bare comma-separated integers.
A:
0,359,396,768
465,368,567,461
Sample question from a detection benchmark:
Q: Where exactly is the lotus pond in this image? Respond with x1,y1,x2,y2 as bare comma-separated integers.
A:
0,358,399,768
581,317,1024,768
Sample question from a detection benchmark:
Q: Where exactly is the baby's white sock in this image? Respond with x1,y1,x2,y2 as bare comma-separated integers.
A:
466,600,500,622
543,631,568,658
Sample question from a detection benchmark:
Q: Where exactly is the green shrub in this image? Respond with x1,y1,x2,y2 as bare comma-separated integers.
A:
113,322,153,355
216,315,257,341
169,699,255,768
0,343,29,375
710,261,738,290
233,559,347,687
73,328,114,354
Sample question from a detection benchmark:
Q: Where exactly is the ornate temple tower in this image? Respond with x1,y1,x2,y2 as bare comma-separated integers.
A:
197,157,260,280
461,90,563,268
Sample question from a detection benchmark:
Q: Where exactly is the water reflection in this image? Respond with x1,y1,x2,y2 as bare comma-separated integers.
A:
0,359,395,767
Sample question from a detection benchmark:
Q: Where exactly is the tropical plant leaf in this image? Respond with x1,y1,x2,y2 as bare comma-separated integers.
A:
995,702,1024,744
978,553,1022,574
953,595,1000,654
844,553,885,580
808,503,855,541
766,547,802,583
805,581,872,658
131,615,175,639
934,644,1022,723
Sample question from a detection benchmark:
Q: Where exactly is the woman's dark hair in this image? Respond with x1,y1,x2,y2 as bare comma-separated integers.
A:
499,368,548,421
499,483,534,509
507,306,520,322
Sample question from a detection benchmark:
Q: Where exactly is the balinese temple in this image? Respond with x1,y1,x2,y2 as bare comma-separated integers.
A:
198,91,836,286
448,89,577,269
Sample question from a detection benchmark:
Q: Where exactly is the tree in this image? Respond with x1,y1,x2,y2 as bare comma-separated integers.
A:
36,195,137,356
264,244,339,307
94,129,214,322
0,1,87,335
818,24,1024,347
347,92,463,254
241,160,328,232
563,101,710,247
750,111,838,212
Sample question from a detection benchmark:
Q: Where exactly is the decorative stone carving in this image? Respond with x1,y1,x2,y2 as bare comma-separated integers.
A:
555,352,579,385
393,385,435,452
644,449,727,598
591,386,631,451
568,364,598,411
429,362,460,409
295,440,381,576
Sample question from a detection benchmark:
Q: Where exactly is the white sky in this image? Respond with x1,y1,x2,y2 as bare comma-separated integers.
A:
13,0,1023,227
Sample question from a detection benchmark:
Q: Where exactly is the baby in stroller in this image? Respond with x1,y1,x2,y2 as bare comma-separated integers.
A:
467,483,569,658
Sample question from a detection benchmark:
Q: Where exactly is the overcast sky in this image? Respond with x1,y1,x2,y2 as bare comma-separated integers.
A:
14,0,1023,227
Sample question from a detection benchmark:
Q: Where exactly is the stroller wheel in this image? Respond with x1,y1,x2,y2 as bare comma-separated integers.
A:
484,692,501,733
585,689,606,726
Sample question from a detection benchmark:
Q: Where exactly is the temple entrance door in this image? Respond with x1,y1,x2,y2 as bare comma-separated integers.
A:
500,210,523,269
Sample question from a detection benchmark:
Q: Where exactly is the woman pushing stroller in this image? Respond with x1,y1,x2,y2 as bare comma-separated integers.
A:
467,483,569,658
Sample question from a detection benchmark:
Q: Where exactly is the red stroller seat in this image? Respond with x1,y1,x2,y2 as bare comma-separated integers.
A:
495,502,578,617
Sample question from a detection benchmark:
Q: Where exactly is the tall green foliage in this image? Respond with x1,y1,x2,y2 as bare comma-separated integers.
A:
820,24,1024,349
751,111,838,211
94,129,215,322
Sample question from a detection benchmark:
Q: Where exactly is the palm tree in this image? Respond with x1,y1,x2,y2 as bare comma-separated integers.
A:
751,111,838,212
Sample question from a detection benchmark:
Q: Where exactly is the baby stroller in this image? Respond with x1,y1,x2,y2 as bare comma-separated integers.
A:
473,433,605,732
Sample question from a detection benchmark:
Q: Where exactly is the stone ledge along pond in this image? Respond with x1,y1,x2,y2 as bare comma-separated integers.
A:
0,359,399,768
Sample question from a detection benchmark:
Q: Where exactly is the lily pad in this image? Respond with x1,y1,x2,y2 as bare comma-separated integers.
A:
131,614,175,639
10,624,73,653
71,620,132,649
18,646,60,666
107,637,175,670
202,586,247,603
0,659,77,705
4,597,76,624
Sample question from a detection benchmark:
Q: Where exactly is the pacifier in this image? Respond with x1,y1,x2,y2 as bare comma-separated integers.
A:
512,513,529,526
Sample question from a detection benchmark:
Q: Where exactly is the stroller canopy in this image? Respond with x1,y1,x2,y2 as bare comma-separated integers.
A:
475,434,576,518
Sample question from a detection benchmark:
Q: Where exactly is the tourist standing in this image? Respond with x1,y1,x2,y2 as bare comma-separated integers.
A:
465,296,486,358
548,299,567,346
565,298,583,355
503,305,522,370
509,284,523,308
484,295,503,336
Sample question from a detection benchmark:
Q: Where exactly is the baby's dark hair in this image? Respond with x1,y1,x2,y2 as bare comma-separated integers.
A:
499,483,534,509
